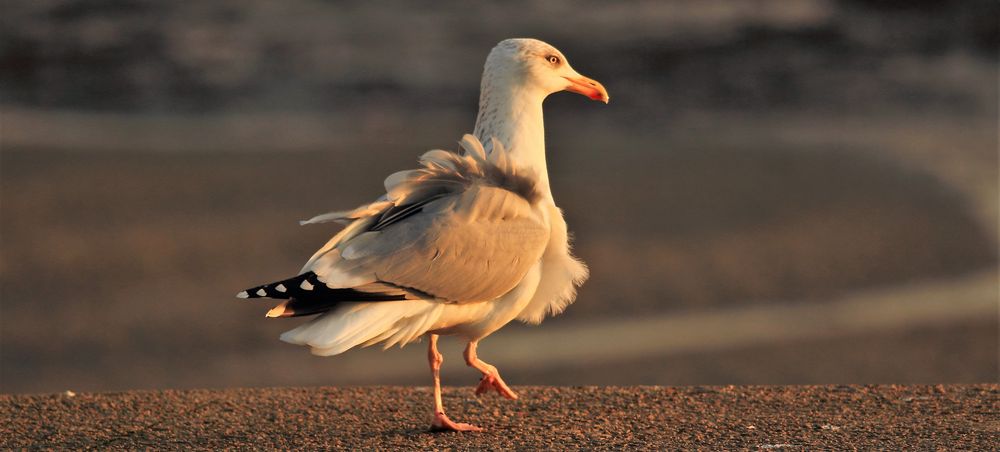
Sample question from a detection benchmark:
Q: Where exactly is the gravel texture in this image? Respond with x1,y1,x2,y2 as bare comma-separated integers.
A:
4,385,997,450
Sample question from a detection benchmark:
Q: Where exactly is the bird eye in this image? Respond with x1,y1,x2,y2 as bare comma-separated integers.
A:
547,55,560,65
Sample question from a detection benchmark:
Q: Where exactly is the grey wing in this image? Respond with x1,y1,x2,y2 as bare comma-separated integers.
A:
306,184,550,303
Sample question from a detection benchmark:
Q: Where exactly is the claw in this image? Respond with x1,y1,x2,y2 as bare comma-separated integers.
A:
475,373,519,400
430,411,483,432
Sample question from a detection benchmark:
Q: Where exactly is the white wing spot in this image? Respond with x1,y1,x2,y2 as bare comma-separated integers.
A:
300,280,314,290
256,288,267,296
276,284,287,293
236,291,249,299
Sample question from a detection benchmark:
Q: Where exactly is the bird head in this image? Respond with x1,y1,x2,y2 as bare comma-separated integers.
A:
484,38,609,104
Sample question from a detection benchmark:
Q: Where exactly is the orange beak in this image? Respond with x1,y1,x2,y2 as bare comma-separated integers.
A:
563,75,610,104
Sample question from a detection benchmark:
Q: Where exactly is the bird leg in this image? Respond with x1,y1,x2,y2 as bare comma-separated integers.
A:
464,341,518,400
427,334,483,432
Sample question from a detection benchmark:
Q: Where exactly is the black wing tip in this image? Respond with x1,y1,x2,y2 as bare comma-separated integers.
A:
241,272,414,317
239,272,338,301
237,277,304,300
236,285,284,299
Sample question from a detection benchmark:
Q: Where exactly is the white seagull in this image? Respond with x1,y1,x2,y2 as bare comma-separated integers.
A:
239,38,608,431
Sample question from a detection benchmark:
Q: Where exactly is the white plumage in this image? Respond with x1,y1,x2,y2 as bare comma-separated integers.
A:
239,38,607,431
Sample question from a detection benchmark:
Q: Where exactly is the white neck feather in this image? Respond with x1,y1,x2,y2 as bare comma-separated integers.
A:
473,79,552,202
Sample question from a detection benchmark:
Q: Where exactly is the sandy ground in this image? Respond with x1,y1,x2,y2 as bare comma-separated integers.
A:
4,385,997,449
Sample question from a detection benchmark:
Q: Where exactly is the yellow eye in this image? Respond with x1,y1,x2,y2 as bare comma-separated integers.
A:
547,55,560,65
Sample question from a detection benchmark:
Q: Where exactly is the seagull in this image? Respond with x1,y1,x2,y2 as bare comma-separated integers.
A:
238,38,608,432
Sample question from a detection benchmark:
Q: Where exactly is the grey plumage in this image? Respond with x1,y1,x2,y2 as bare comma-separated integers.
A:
302,135,550,304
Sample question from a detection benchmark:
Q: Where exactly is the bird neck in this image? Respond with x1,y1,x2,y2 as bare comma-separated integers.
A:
473,82,552,202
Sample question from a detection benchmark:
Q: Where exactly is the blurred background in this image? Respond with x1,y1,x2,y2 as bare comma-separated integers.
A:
1,0,997,394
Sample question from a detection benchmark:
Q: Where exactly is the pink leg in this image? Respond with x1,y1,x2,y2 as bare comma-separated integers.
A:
464,341,519,400
427,334,483,432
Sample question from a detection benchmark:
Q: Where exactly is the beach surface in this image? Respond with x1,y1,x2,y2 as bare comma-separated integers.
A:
4,385,997,449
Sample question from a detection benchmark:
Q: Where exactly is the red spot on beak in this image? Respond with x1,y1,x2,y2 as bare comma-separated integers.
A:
563,75,609,104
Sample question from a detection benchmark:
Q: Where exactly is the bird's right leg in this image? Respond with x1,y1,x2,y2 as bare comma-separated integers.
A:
464,341,518,400
428,334,482,432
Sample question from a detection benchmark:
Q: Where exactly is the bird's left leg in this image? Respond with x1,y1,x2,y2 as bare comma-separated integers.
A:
463,341,518,400
428,334,482,432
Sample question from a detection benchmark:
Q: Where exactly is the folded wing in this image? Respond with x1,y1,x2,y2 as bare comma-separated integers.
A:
243,135,551,315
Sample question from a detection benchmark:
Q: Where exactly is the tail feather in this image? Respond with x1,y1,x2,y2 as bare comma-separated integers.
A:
280,300,442,356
